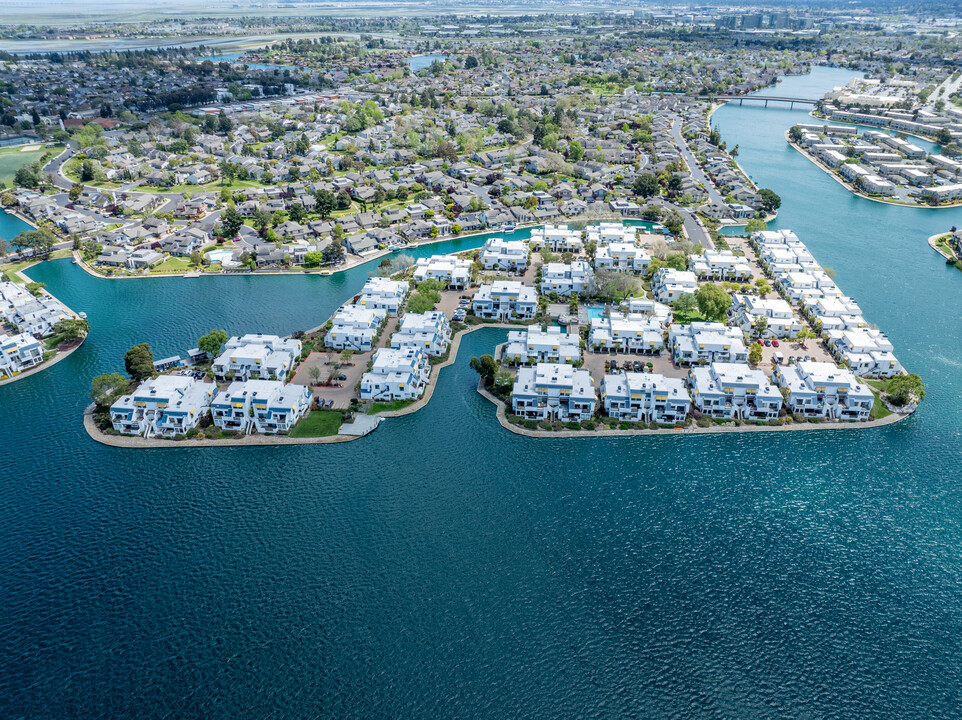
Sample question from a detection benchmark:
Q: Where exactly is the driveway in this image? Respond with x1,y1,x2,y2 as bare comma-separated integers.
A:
292,349,369,409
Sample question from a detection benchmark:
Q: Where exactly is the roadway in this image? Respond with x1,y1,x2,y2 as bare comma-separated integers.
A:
670,117,724,204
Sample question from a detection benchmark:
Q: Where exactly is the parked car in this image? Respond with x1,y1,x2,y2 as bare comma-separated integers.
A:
772,339,779,347
335,374,347,381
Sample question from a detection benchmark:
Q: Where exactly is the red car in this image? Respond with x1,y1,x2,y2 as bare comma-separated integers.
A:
772,339,779,347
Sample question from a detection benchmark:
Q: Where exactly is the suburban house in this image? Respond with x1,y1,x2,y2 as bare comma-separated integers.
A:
325,305,387,351
511,362,596,421
503,325,581,365
472,281,539,321
601,372,691,425
109,375,214,437
773,361,874,420
359,346,431,402
688,362,783,421
390,311,452,356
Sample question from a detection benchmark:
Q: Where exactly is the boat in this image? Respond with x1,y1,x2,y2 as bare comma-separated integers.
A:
503,223,517,232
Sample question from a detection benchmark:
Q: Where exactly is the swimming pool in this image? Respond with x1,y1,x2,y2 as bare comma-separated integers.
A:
586,306,607,320
207,250,233,264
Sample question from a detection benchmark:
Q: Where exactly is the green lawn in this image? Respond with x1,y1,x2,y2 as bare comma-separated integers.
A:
288,410,344,438
672,308,706,325
0,149,46,181
150,256,193,273
864,380,894,420
869,390,893,420
43,333,65,350
1,259,37,281
368,398,416,414
0,144,62,181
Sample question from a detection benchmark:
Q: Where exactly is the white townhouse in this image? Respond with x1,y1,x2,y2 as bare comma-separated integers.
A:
391,311,451,356
413,255,471,289
651,268,698,304
504,325,581,365
0,281,71,338
511,362,596,421
589,313,665,354
688,362,783,421
826,328,902,378
540,260,593,297
778,270,842,303
922,184,962,204
729,294,803,338
602,371,691,425
752,228,808,252
586,222,637,246
621,297,673,325
472,281,539,321
529,224,584,253
805,296,867,333
109,375,215,438
773,361,874,421
325,304,387,351
594,242,651,273
211,379,310,434
358,276,410,316
0,332,44,379
669,322,748,366
212,334,301,381
480,237,529,271
758,245,813,276
360,346,431,402
689,250,752,281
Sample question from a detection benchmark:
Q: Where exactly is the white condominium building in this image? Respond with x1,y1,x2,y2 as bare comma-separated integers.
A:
472,281,538,321
602,371,691,425
511,362,596,421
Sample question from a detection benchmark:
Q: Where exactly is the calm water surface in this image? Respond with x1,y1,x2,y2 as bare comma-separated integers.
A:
0,208,32,240
1,67,962,718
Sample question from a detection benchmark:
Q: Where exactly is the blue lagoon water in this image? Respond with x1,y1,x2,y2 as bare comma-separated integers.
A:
0,208,32,240
2,67,962,718
407,54,448,73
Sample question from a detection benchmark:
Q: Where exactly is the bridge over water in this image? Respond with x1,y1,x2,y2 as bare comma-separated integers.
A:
715,95,817,109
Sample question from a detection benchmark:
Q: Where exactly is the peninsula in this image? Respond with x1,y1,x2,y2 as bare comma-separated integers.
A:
84,221,922,446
